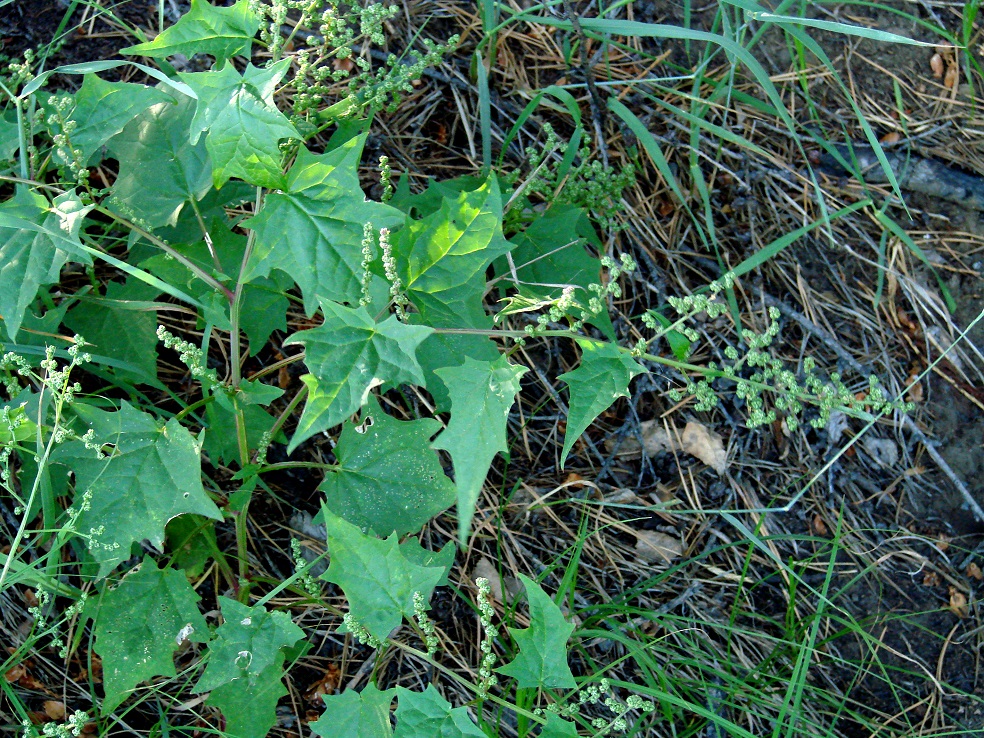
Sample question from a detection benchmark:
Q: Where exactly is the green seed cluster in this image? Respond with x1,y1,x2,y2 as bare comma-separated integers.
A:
412,590,439,658
22,708,89,738
289,538,321,598
506,123,635,231
44,95,90,191
535,678,655,734
523,253,636,339
662,303,911,429
342,612,383,648
475,577,499,699
156,326,218,386
254,0,458,123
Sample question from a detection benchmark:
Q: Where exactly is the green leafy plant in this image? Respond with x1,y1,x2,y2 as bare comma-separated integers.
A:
0,1,933,737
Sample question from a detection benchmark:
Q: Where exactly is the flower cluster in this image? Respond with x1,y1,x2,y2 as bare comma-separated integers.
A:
412,591,439,658
358,222,376,306
379,227,410,320
342,612,382,648
475,577,499,699
535,678,655,735
505,122,635,231
44,95,90,191
521,253,636,339
156,326,218,386
253,0,457,123
661,302,911,429
290,538,321,598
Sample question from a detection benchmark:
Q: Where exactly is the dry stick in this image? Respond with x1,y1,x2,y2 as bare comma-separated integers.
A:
760,292,984,523
562,0,609,168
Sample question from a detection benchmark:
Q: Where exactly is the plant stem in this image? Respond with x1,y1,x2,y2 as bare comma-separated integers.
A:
93,206,233,301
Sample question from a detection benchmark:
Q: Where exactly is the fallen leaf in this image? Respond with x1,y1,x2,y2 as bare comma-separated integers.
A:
923,570,941,587
682,422,727,473
906,373,924,403
604,488,640,504
811,514,828,536
43,701,65,720
634,530,683,564
606,420,674,458
862,437,899,468
473,557,522,604
945,62,959,89
4,664,26,683
967,562,983,581
949,587,968,618
930,53,944,78
880,131,900,145
305,664,341,703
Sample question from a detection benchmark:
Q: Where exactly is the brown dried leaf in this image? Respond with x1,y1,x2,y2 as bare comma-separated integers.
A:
945,62,959,89
923,570,942,587
605,420,675,458
811,514,828,536
682,422,727,473
305,664,341,703
967,562,983,581
473,557,521,603
43,701,66,721
634,530,683,564
949,587,969,618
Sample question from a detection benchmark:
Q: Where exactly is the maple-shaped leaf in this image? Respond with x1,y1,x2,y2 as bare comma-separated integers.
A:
318,396,454,535
195,596,305,692
206,660,287,738
393,685,486,738
0,189,92,338
320,507,446,642
432,356,527,543
121,0,259,63
392,176,513,322
495,574,576,689
310,683,397,738
244,135,403,314
50,74,172,166
107,93,212,228
180,60,298,189
284,301,431,452
87,556,209,712
411,327,499,413
54,402,222,578
557,339,644,468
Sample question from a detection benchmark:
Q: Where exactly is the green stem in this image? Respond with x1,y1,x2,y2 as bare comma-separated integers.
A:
93,206,233,301
256,383,308,463
253,461,336,474
229,188,263,389
173,395,215,423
